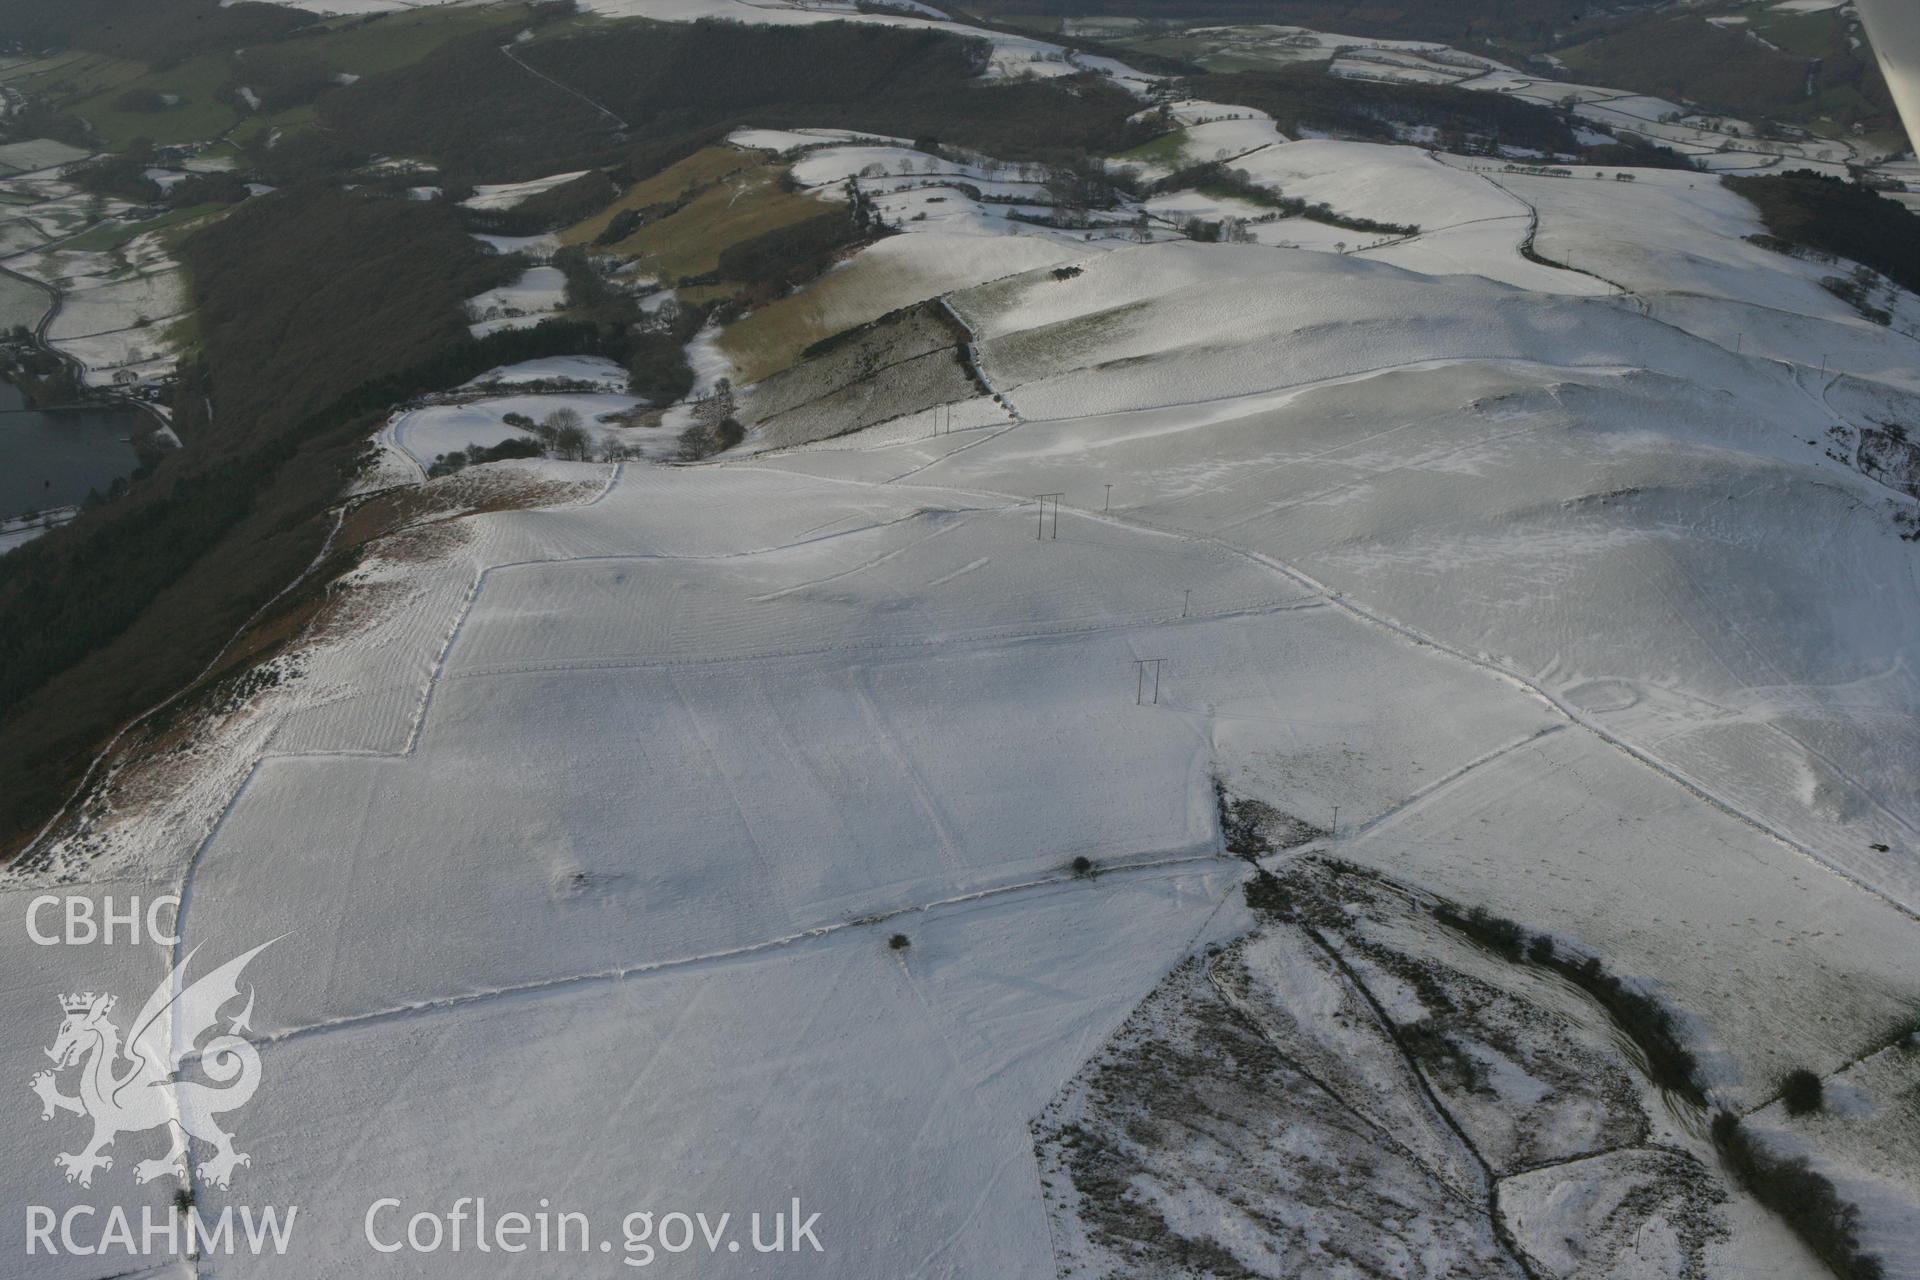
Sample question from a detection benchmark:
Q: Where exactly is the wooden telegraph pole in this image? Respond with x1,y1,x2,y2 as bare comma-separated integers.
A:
1132,658,1168,705
1034,493,1063,540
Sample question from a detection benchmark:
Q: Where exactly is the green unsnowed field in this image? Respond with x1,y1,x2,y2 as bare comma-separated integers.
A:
1117,129,1190,167
56,56,241,152
0,50,141,98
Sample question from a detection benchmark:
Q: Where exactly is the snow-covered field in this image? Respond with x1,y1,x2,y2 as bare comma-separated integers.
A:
47,268,189,343
717,229,1087,382
0,270,49,332
7,14,1920,1272
473,231,559,259
465,354,631,390
3,441,1586,1273
1150,104,1287,166
465,264,569,337
38,247,193,385
917,237,1920,895
0,137,88,175
381,391,648,469
731,125,911,155
0,173,204,384
1228,140,1617,294
730,131,1637,387
1462,71,1861,174
459,172,590,213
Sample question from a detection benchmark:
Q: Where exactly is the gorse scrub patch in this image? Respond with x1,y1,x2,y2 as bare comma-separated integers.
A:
1430,902,1700,1105
1217,781,1324,918
1217,787,1275,860
1430,897,1886,1280
1213,779,1325,861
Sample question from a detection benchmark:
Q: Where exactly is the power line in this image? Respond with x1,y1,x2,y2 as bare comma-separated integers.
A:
1133,658,1168,705
1034,493,1063,540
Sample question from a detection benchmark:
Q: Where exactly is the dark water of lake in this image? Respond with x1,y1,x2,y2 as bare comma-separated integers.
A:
0,378,144,519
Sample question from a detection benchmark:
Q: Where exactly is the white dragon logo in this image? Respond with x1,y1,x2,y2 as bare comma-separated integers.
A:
29,940,276,1190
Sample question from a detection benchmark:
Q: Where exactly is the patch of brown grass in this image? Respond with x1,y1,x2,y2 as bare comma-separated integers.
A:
562,146,833,285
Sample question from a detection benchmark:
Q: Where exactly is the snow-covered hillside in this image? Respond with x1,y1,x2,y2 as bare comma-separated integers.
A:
7,55,1920,1278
